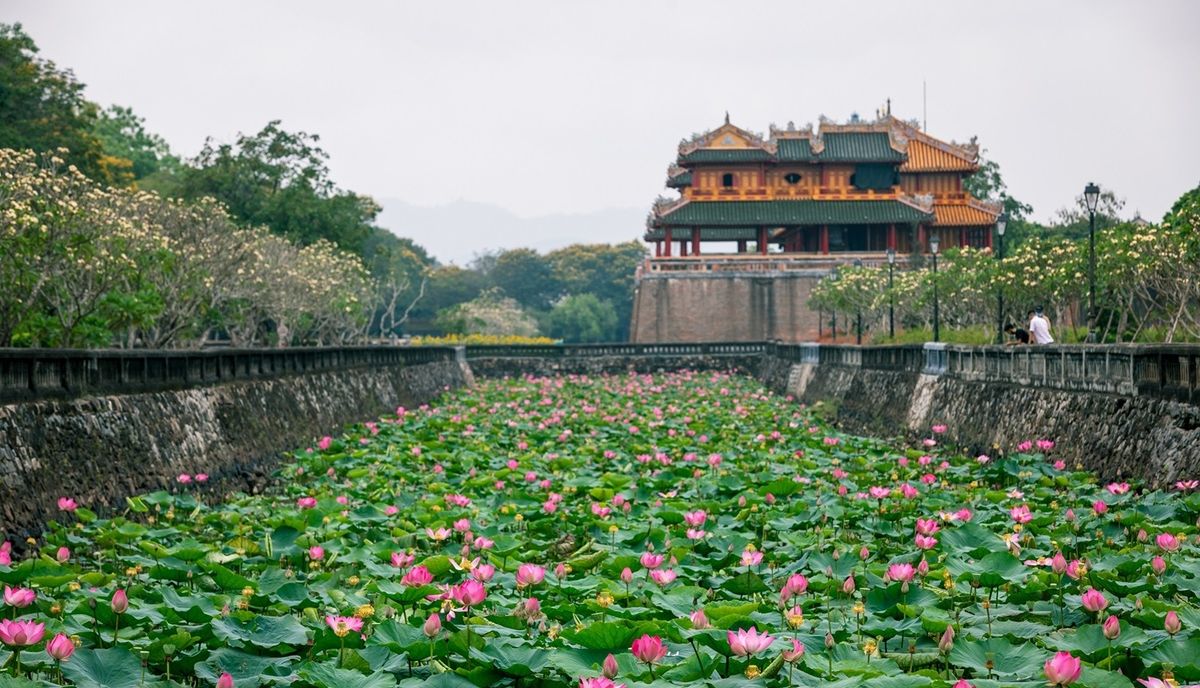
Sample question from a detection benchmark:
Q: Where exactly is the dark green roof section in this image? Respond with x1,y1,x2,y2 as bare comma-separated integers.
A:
776,138,814,161
644,226,759,241
820,133,904,162
666,171,692,188
652,200,932,227
679,148,773,163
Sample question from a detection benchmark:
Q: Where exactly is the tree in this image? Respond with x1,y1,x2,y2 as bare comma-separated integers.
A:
963,151,1033,222
0,23,114,183
93,105,182,188
176,120,375,253
545,294,619,343
489,248,560,310
362,228,433,338
434,288,540,337
547,241,647,340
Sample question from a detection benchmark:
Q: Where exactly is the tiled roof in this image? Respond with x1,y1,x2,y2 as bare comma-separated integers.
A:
933,203,999,226
679,149,773,163
901,139,977,172
652,200,933,227
820,133,905,162
644,227,760,241
666,171,692,188
776,138,814,161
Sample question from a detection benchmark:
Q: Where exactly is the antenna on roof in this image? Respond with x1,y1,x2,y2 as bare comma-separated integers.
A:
922,81,927,131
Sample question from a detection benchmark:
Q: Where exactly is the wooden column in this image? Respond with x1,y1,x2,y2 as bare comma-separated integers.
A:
959,228,966,248
691,227,701,256
917,224,927,253
663,228,672,256
737,239,746,253
887,223,897,251
986,226,993,250
654,241,661,257
680,240,688,257
758,227,768,255
820,225,829,255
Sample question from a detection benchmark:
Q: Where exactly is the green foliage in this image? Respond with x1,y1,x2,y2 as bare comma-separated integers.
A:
490,248,561,310
0,24,111,183
545,294,619,343
546,241,647,340
433,288,540,337
93,105,182,187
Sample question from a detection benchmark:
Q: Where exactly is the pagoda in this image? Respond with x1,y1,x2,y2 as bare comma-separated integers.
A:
643,112,1001,259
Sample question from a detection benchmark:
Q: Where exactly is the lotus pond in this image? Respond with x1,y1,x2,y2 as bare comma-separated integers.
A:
4,371,1200,688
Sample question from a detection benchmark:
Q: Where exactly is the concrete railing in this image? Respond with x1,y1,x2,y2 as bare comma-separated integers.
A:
463,342,769,359
0,346,461,404
773,342,1197,404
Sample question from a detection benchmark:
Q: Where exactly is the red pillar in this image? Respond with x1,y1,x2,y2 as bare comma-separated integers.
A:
820,225,829,255
680,240,688,257
691,227,700,256
663,228,672,256
654,241,661,257
887,223,896,251
917,224,927,253
758,227,768,255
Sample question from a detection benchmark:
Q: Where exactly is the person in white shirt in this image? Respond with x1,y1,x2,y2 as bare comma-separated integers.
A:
1029,306,1054,344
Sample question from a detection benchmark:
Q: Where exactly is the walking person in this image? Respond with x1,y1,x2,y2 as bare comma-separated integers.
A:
1029,306,1054,345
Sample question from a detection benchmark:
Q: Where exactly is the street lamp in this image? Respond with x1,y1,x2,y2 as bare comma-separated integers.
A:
830,266,840,343
1084,182,1100,342
930,233,941,343
853,258,863,345
995,212,1008,344
886,248,896,339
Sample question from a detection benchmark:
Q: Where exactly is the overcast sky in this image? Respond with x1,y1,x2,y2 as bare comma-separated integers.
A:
10,1,1200,239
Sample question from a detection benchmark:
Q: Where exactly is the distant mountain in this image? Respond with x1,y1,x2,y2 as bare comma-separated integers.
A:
374,198,646,264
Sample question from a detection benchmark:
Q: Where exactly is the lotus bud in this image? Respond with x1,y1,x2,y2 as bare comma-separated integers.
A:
1152,556,1167,575
45,632,75,661
1165,610,1182,635
620,567,633,584
689,609,709,629
1051,552,1067,574
917,559,929,576
55,547,70,563
938,625,954,653
1102,615,1120,640
111,589,128,614
842,575,856,595
859,547,870,560
824,632,835,650
1137,528,1148,542
217,674,235,688
602,653,619,678
423,613,442,638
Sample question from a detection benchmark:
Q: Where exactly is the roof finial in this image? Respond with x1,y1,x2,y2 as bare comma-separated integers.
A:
886,97,891,116
724,110,730,125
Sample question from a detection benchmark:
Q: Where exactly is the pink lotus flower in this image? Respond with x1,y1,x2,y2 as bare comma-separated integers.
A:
1066,560,1087,580
1176,480,1199,491
1092,500,1108,515
1138,680,1171,688
391,551,414,568
473,564,495,582
296,497,317,509
325,615,363,637
620,567,633,584
453,579,486,606
1106,482,1130,495
177,473,192,484
740,549,763,567
782,637,805,662
423,613,442,637
217,673,234,688
931,424,947,434
782,573,809,597
308,546,325,561
317,436,333,450
516,563,546,587
46,632,75,661
886,563,915,583
689,609,709,629
402,565,433,586
426,527,452,541
953,681,975,688
843,575,856,594
580,679,625,688
1010,505,1033,523
1044,651,1082,686
1165,610,1182,635
111,589,128,614
1156,533,1180,552
683,510,707,527
938,625,954,653
1152,555,1167,575
650,569,676,586
56,547,70,563
1037,439,1055,451
630,634,667,664
0,619,44,646
3,586,34,608
1080,587,1108,613
195,473,209,482
639,552,664,570
727,627,774,657
915,534,938,550
57,497,77,512
869,486,891,500
1017,441,1034,452
915,518,940,535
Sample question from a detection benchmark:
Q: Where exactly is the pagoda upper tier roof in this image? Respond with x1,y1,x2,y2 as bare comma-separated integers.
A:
648,199,935,228
673,114,978,171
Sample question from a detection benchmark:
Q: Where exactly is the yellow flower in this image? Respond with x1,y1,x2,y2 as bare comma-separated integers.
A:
355,604,375,619
744,665,761,678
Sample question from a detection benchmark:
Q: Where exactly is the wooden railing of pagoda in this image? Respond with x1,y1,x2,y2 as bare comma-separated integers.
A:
641,254,912,274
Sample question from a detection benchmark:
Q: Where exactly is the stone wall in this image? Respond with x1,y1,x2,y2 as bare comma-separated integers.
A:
0,360,473,540
467,354,763,380
768,360,1200,486
631,272,823,343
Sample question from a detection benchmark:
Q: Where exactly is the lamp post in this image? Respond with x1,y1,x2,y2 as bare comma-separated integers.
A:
994,212,1008,344
930,234,940,343
853,258,863,345
886,248,896,339
1084,182,1100,343
830,266,839,343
